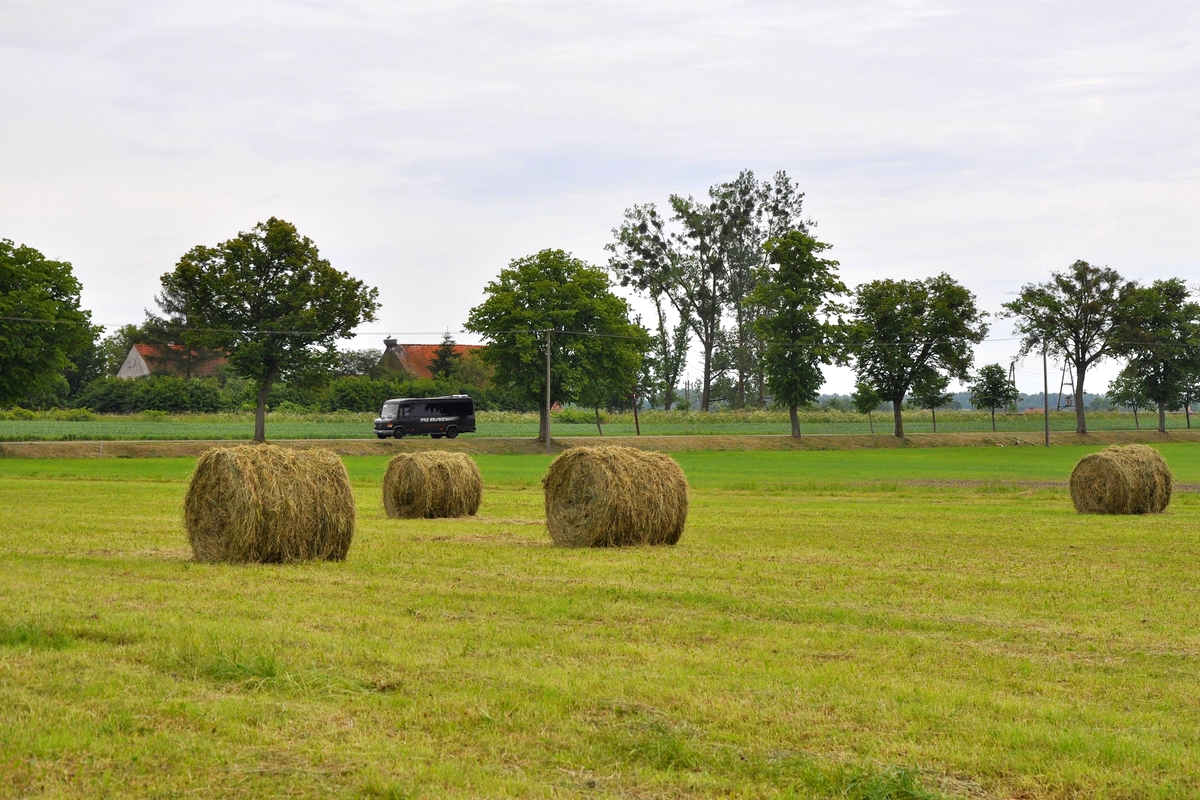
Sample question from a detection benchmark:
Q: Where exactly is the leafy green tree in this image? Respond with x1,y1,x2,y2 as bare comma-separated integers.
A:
1182,370,1200,429
1003,260,1129,434
576,319,649,435
429,331,462,378
607,170,808,411
450,350,493,389
465,249,648,442
62,331,107,401
0,239,98,408
1107,367,1151,429
748,231,845,438
334,348,384,378
156,217,379,441
1113,278,1200,433
847,275,987,438
851,381,882,434
968,363,1021,432
646,295,689,411
910,373,954,433
713,171,809,408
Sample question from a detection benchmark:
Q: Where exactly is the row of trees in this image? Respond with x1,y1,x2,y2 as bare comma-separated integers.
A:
2,221,383,440
1007,265,1200,435
601,174,1198,437
6,187,1197,441
460,239,1022,440
603,181,996,439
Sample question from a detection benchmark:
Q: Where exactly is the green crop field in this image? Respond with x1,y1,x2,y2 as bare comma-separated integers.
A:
3,446,1200,797
0,408,1194,442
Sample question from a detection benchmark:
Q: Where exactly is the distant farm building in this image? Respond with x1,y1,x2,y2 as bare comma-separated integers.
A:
117,344,227,380
379,337,483,378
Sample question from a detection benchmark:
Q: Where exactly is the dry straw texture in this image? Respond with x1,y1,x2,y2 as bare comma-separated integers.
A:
543,446,689,547
382,452,483,518
184,445,356,563
1069,444,1172,514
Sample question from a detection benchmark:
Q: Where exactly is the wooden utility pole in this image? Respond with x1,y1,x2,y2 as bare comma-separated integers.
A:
545,330,552,454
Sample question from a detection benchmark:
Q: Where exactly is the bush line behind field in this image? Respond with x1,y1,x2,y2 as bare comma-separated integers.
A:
0,406,1190,426
0,408,1196,443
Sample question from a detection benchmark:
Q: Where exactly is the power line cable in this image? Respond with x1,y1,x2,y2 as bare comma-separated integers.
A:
3,315,1197,350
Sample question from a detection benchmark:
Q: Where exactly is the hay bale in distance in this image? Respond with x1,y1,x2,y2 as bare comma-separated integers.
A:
1069,444,1172,515
185,445,356,563
382,451,483,519
543,446,689,547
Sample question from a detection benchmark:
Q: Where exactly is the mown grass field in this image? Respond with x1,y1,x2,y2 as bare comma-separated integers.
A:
0,408,1194,441
3,446,1200,798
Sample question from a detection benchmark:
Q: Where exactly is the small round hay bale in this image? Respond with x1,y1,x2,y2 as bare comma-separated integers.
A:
542,446,689,547
184,445,355,563
382,451,482,519
1069,444,1172,515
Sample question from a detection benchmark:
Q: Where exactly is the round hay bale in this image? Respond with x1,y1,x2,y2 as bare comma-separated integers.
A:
184,445,355,563
542,446,689,547
382,451,482,519
1069,444,1172,515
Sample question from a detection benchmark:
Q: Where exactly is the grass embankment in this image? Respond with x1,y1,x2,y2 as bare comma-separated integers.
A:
3,446,1200,797
0,408,1195,441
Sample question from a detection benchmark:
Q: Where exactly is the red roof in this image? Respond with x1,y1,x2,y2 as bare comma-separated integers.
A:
385,343,482,379
134,344,227,379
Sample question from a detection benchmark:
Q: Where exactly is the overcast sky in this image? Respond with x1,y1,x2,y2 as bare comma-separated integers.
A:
3,1,1197,395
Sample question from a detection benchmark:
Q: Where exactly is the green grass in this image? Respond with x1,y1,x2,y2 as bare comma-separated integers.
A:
0,408,1194,441
3,446,1200,797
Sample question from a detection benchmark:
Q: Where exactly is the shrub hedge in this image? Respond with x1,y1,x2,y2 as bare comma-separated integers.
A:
66,374,534,414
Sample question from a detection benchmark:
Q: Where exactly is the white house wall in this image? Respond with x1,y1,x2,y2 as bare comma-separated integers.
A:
116,347,151,379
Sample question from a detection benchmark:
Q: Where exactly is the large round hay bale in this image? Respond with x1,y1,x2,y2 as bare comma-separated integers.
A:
1069,444,1172,514
542,446,689,547
184,445,355,563
382,451,482,518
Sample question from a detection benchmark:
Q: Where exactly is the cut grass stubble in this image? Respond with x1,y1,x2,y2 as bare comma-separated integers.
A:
3,448,1200,798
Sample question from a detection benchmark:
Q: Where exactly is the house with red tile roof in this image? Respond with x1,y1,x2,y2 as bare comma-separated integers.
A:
116,344,227,380
380,337,483,378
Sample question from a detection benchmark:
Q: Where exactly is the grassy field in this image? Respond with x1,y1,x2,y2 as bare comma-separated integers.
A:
3,446,1200,797
0,408,1194,441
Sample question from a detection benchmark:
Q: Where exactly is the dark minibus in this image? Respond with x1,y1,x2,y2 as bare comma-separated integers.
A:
374,395,476,439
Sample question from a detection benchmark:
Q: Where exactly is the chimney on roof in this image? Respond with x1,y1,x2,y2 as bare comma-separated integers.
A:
383,336,397,349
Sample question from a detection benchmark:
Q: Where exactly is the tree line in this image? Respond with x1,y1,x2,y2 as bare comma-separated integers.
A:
598,171,1200,437
4,177,1199,440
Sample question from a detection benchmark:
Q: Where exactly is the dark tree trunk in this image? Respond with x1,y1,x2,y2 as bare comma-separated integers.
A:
1158,401,1167,433
1074,366,1087,434
736,361,746,410
594,406,603,436
663,385,675,413
893,399,904,438
254,381,271,443
1186,401,1192,429
868,411,874,434
701,341,713,412
931,407,937,433
539,400,550,444
632,394,641,435
789,404,801,439
991,407,996,432
1133,404,1139,429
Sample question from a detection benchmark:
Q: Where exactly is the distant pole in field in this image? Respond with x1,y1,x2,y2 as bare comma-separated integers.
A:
545,329,552,455
1043,343,1050,447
